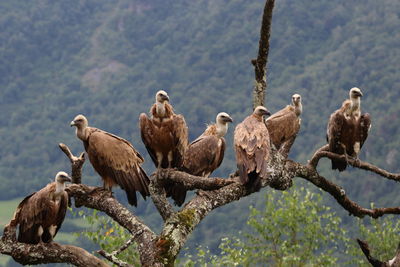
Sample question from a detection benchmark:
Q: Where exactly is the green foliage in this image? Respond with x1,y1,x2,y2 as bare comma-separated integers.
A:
1,0,400,261
346,209,400,266
182,187,349,266
76,210,141,266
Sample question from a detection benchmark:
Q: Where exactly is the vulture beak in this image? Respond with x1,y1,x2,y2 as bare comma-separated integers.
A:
358,91,363,97
70,120,76,127
225,116,233,123
63,176,72,183
162,95,170,102
264,110,271,117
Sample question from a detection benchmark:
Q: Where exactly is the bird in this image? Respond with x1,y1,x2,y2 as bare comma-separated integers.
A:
71,114,149,206
13,171,71,244
234,106,271,192
327,87,371,171
178,112,233,206
266,93,302,151
139,90,189,205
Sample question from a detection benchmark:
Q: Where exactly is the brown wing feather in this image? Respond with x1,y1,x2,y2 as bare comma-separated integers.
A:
359,113,371,148
183,135,223,176
266,106,300,149
327,101,350,171
86,128,149,206
139,113,158,165
171,114,189,167
234,115,270,186
16,183,68,244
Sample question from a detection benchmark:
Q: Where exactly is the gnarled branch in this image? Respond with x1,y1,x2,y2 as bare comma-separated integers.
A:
252,0,275,108
0,231,108,267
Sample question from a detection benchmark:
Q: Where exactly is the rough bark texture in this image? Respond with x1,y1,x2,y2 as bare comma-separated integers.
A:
252,0,275,108
357,239,400,267
2,1,400,266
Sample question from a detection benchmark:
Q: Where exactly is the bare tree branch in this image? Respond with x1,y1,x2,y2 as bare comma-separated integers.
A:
252,0,275,108
0,236,108,267
291,161,400,218
97,249,133,267
357,239,400,266
59,143,85,184
309,145,400,182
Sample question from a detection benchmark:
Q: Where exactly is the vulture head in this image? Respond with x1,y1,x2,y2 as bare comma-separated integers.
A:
216,112,233,124
156,90,170,103
70,114,88,129
253,106,271,119
55,171,72,184
292,94,302,106
349,87,363,99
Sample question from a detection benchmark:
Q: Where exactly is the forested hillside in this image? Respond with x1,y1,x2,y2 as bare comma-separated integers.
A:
1,0,400,264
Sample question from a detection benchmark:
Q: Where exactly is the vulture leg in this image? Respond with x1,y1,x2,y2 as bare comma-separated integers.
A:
156,152,163,169
167,151,173,169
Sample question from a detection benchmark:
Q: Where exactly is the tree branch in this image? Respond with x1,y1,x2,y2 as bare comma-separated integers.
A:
310,145,400,182
291,161,400,218
59,143,85,184
0,235,108,267
252,0,275,108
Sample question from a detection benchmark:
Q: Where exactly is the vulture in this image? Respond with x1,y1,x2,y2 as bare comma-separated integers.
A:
266,93,302,150
175,112,232,206
234,106,271,191
183,112,233,177
139,90,189,168
327,87,371,171
139,90,189,205
13,171,71,244
71,114,149,206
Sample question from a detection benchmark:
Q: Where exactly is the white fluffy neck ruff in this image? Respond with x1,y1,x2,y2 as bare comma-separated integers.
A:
216,120,228,138
350,96,361,115
156,101,166,117
76,126,87,141
294,102,302,116
55,181,65,196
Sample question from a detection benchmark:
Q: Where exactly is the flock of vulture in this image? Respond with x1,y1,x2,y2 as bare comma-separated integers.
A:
9,87,370,245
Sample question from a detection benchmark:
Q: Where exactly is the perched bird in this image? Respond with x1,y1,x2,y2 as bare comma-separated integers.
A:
234,106,271,191
139,90,188,168
183,112,233,177
139,90,188,205
13,171,71,244
71,114,149,206
177,112,233,205
327,87,371,171
266,93,302,151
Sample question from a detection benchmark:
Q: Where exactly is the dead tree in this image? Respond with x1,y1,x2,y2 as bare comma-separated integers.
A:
1,0,399,266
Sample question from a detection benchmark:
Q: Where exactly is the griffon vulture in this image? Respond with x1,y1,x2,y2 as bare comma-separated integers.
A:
266,93,302,150
139,90,189,168
173,112,232,206
234,106,271,191
71,114,149,206
13,171,71,244
327,87,371,171
139,90,189,205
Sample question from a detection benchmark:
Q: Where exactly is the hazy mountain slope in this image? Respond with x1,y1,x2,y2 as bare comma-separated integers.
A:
0,0,399,258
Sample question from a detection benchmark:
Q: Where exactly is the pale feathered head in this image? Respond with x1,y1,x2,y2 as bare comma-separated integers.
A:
349,87,363,99
216,112,233,124
253,106,271,117
55,171,72,183
156,90,170,103
70,114,88,129
292,94,301,106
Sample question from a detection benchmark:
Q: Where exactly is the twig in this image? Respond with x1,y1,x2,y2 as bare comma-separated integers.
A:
308,145,400,182
97,250,133,267
59,143,85,184
292,161,400,218
252,0,275,108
